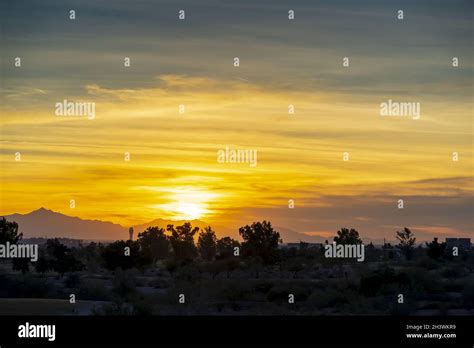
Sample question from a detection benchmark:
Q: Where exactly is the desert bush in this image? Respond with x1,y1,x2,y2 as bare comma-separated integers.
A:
444,279,465,292
151,277,170,289
221,281,252,302
307,288,350,309
0,274,52,298
64,272,81,288
416,257,438,270
92,299,151,315
174,262,201,282
462,281,474,308
78,279,111,301
253,280,273,294
440,266,468,279
112,269,137,300
404,268,443,295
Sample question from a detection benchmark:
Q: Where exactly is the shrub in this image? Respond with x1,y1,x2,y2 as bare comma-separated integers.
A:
112,269,137,300
64,272,81,288
78,279,111,301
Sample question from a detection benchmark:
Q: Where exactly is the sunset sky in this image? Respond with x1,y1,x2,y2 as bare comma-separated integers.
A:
1,0,472,241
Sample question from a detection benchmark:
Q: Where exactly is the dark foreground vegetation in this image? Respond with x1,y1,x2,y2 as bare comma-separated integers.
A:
0,218,473,315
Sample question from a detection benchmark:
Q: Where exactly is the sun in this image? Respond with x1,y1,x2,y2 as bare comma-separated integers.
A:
148,187,219,221
176,202,203,220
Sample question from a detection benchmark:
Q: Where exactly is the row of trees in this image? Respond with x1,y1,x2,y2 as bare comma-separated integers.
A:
327,227,448,261
0,217,458,276
102,221,280,270
0,218,282,273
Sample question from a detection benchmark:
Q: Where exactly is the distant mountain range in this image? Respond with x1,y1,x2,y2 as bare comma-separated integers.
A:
1,208,328,243
3,208,126,241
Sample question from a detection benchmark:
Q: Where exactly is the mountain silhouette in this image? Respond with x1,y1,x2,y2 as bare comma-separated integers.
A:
2,208,127,241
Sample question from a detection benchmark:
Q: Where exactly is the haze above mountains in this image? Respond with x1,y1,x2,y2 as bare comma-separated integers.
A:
2,208,330,244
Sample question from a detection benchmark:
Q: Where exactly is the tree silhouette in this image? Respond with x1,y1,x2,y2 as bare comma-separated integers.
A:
239,221,281,265
426,237,446,260
164,259,180,278
334,228,362,245
12,257,30,274
197,226,217,261
137,226,171,262
0,218,22,244
285,257,306,278
223,258,240,278
216,237,240,259
204,259,225,279
396,227,416,260
247,256,264,278
73,242,101,273
102,240,139,270
34,248,51,275
45,239,84,276
167,223,199,261
46,238,70,259
1,219,29,274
